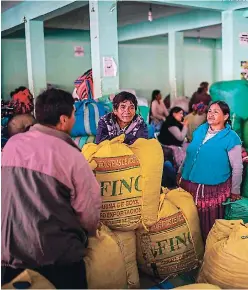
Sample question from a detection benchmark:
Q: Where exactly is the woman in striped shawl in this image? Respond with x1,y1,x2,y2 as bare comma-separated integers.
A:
96,91,148,145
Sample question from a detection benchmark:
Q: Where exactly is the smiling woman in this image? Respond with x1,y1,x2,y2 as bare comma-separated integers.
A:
179,101,243,242
95,91,148,145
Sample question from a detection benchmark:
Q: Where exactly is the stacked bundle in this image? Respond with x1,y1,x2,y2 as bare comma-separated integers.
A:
223,198,248,223
71,72,107,149
198,220,248,289
82,136,204,288
210,80,248,148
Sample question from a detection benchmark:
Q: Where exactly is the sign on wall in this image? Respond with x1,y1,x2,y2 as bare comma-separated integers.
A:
241,61,248,80
74,46,84,57
103,57,117,77
239,33,248,45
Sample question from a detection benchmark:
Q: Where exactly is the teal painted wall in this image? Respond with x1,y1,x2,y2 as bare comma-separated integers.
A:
1,29,221,100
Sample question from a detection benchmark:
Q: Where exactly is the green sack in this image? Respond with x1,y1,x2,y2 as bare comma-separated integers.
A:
242,163,248,198
97,95,113,113
137,105,150,124
210,80,248,119
223,197,248,223
243,119,248,151
72,135,96,150
230,112,243,139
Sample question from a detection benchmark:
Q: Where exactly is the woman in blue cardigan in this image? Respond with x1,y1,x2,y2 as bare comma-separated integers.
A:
179,101,243,241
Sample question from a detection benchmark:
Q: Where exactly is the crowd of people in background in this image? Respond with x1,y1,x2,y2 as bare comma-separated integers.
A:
1,80,246,287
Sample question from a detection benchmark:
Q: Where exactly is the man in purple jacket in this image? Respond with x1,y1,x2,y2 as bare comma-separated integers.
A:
96,91,148,145
1,88,101,289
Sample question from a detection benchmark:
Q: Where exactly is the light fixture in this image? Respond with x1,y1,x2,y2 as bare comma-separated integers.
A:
197,29,201,43
148,4,153,22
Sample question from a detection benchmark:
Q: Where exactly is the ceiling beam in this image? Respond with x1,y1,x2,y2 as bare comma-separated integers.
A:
1,1,87,34
149,0,228,11
118,10,221,42
243,9,248,18
226,1,248,10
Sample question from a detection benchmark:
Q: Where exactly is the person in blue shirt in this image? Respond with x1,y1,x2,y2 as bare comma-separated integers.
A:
178,101,243,242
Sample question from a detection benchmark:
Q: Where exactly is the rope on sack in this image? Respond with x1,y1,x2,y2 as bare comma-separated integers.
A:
195,184,202,206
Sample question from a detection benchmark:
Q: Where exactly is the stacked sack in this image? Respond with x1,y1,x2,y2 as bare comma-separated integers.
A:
136,187,204,280
82,135,204,287
210,80,248,146
241,148,248,197
198,219,248,288
82,135,164,288
71,70,107,149
2,270,56,289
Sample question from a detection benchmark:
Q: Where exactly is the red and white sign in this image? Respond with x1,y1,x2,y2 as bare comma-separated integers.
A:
239,33,248,45
74,46,84,57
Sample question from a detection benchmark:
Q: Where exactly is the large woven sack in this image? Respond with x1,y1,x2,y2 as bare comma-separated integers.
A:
72,135,95,150
210,80,248,120
175,284,220,289
136,189,202,280
74,69,94,100
2,269,55,289
223,197,248,223
205,219,243,250
113,230,140,289
71,96,107,137
137,105,149,124
82,135,163,231
84,224,127,289
243,119,248,150
230,112,243,138
165,188,204,260
241,162,248,197
197,221,248,288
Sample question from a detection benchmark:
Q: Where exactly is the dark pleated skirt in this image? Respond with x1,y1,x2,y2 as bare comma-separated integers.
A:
180,178,231,242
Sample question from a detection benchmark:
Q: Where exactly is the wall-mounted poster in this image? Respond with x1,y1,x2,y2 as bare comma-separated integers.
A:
241,61,248,80
74,46,84,57
103,57,117,77
239,33,248,45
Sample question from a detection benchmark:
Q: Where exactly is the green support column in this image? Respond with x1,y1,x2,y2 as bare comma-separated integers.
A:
168,32,184,99
89,0,119,98
25,20,47,97
222,10,248,80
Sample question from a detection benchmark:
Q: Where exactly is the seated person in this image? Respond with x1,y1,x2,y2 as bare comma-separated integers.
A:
96,91,148,145
8,114,36,137
158,106,188,169
189,82,211,113
149,90,168,132
184,102,207,142
9,86,34,114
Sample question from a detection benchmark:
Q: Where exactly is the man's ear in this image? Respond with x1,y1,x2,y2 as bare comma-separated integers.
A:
59,115,67,125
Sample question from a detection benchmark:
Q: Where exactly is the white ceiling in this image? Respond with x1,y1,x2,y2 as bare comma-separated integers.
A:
45,2,190,29
1,1,222,39
184,24,221,39
1,0,23,12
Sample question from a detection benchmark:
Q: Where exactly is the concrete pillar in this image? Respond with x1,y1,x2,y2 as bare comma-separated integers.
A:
168,31,184,99
25,20,47,97
222,10,248,80
89,0,119,97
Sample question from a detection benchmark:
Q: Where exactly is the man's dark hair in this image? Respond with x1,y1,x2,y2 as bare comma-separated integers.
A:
35,88,74,126
113,91,138,111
